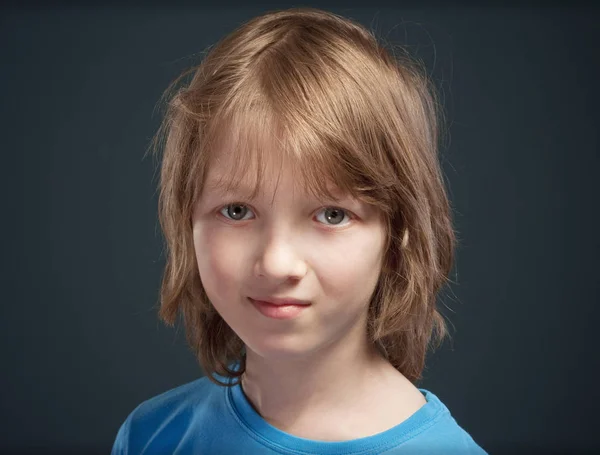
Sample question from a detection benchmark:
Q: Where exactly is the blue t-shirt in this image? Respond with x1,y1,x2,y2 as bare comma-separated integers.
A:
111,375,487,454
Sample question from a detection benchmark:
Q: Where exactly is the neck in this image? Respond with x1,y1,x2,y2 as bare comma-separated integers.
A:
240,325,404,436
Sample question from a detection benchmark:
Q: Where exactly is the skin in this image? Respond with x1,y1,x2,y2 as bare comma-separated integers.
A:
191,151,426,441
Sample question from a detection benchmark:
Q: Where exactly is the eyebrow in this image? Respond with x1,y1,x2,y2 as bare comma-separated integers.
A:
202,177,359,206
203,180,258,197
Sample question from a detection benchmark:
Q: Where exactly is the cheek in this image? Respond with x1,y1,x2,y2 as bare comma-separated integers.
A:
193,224,249,299
309,227,385,298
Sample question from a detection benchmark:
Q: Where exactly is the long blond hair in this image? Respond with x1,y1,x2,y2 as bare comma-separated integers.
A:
151,7,454,386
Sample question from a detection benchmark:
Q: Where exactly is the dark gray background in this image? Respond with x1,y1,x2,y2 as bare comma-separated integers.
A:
1,2,598,454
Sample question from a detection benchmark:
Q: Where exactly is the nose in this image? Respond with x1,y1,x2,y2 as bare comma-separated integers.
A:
253,230,308,282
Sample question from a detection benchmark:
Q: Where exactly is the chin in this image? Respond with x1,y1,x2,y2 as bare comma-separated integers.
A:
244,333,320,361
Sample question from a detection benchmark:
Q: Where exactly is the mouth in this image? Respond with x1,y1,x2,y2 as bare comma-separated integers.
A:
249,296,311,306
248,297,311,320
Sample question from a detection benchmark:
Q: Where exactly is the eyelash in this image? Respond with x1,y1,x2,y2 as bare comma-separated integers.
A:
216,203,355,229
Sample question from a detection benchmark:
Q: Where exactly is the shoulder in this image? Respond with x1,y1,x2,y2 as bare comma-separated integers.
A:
398,388,487,454
111,376,225,455
129,375,219,423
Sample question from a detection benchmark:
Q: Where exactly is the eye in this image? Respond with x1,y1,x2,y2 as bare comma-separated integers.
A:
219,203,255,221
315,207,351,227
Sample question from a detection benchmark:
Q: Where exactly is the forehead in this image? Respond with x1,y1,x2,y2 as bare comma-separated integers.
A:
203,151,349,205
200,115,353,202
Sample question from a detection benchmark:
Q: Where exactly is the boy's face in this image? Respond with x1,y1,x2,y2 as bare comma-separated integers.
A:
191,150,387,361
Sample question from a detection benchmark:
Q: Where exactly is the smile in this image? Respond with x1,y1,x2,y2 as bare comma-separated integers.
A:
248,298,310,320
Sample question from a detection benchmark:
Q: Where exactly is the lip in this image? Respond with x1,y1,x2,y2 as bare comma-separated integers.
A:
248,297,311,320
249,296,311,306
